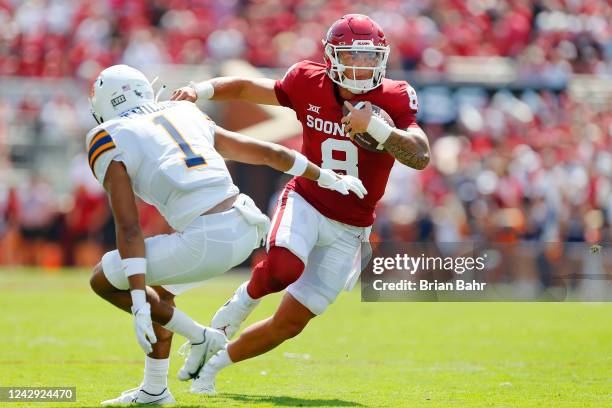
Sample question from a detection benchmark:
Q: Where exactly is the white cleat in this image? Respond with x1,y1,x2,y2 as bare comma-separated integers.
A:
177,328,227,381
190,370,216,396
211,281,259,339
100,386,175,405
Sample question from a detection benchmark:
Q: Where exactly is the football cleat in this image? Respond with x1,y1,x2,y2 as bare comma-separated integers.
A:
100,386,175,405
210,281,260,339
177,328,227,381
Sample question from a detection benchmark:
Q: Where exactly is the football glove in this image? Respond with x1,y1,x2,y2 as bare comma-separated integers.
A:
131,302,157,354
317,169,368,199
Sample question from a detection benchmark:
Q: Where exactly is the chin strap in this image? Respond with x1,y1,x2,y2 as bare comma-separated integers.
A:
154,84,167,102
340,77,374,94
150,76,167,102
91,111,103,124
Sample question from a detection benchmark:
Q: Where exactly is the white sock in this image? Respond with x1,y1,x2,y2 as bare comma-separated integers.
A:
163,308,205,344
239,281,259,307
202,347,233,376
142,356,169,394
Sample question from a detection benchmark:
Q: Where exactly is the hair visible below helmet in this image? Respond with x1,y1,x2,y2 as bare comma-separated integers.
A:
323,14,390,94
89,65,155,124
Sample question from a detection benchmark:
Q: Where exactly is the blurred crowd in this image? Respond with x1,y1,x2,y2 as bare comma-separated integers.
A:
0,169,173,267
0,0,610,79
0,0,610,267
1,86,610,268
379,88,611,246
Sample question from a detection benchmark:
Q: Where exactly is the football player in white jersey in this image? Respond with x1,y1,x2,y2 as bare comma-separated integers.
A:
86,65,367,405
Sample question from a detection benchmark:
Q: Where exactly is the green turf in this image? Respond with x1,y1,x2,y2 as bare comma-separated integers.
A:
0,269,610,407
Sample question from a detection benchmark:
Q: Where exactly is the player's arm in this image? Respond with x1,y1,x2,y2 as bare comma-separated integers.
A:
381,126,430,170
103,160,156,353
214,126,367,198
343,101,430,170
171,77,280,106
214,125,318,179
104,161,145,289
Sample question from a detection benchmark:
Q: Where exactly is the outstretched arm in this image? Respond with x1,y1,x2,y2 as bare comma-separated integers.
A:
214,126,321,181
171,77,280,106
214,126,367,198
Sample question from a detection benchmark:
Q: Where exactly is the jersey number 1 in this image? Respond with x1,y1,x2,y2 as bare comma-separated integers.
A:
153,115,207,168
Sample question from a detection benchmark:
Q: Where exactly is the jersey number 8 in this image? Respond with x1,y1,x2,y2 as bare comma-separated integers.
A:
321,139,358,178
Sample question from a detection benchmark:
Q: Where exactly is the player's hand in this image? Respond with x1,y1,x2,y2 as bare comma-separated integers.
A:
131,303,157,354
318,169,368,199
171,86,197,102
339,174,368,199
342,101,373,137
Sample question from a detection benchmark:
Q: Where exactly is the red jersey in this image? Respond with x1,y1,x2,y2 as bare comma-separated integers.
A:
274,60,419,227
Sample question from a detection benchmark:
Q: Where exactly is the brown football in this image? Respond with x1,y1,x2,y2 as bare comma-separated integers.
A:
343,102,394,153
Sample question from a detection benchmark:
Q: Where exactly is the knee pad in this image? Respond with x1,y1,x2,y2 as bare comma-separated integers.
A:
248,247,305,298
266,247,304,291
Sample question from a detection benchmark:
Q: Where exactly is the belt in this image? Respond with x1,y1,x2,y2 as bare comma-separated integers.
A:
201,195,238,216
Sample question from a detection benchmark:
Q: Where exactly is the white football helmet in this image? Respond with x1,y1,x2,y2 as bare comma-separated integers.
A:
89,64,154,124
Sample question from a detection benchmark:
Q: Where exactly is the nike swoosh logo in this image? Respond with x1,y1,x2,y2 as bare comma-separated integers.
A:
134,389,169,404
138,395,168,404
194,342,210,377
189,330,210,379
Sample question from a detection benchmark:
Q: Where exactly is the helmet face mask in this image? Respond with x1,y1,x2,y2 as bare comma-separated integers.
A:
90,77,105,124
323,14,390,94
89,64,155,124
325,42,389,94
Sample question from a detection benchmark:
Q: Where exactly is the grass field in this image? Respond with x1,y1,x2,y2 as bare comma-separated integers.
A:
1,269,611,408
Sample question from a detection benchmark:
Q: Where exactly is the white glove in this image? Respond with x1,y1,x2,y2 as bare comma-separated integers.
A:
131,303,157,354
317,169,368,199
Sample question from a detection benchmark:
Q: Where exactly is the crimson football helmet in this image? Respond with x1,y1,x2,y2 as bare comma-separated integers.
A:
323,14,389,94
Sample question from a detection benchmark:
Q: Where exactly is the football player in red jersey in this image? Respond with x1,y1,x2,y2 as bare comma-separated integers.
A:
172,14,430,393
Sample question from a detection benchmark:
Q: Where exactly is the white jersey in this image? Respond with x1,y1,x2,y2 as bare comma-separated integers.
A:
85,100,239,231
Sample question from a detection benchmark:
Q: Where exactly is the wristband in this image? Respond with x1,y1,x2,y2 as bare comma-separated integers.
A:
130,289,147,311
366,115,393,144
122,257,147,278
285,151,309,176
189,81,214,100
